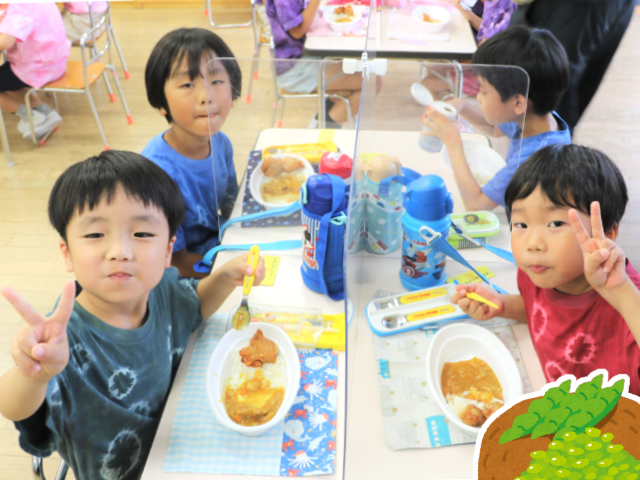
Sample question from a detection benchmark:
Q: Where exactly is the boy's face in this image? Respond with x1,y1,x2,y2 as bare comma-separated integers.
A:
476,76,523,126
510,186,593,295
60,185,175,317
161,55,233,140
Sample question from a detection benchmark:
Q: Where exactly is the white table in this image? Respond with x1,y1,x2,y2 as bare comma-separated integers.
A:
304,2,477,60
142,128,545,480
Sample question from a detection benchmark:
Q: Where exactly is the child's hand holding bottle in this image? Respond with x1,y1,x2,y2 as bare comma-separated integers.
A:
450,283,504,321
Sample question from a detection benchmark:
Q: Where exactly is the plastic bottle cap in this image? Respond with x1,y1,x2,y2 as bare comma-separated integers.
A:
304,174,349,215
320,152,353,180
405,174,453,221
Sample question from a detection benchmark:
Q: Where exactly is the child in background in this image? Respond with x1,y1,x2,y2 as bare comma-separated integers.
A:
451,144,640,394
422,26,571,210
266,0,382,126
61,2,108,43
0,3,69,139
0,151,265,480
143,28,241,278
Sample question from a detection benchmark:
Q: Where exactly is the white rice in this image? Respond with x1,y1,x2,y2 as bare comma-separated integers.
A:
224,341,286,390
445,392,503,418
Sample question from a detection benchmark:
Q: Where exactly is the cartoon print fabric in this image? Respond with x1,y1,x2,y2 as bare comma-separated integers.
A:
280,350,338,476
164,315,337,476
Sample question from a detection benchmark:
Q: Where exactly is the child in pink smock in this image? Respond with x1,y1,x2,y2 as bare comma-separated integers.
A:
61,2,108,43
0,4,70,139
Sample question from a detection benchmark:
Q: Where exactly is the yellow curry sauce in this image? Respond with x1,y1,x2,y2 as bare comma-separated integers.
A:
224,369,285,426
441,356,503,404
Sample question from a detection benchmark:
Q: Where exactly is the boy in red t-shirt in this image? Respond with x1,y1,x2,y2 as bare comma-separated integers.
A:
451,144,640,394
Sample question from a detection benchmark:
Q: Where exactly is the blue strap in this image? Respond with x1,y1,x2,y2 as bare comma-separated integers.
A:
314,174,346,300
420,226,509,295
218,200,302,239
193,239,302,273
377,167,421,197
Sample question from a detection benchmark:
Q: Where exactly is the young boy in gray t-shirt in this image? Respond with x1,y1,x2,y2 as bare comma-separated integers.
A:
0,150,264,480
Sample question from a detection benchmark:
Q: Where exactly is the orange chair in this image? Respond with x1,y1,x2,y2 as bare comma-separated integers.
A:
24,16,132,149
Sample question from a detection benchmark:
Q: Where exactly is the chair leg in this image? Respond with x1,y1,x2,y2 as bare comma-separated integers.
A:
84,86,109,148
101,70,116,103
24,89,38,146
32,456,44,479
0,108,14,167
54,459,69,480
108,10,130,78
108,65,133,124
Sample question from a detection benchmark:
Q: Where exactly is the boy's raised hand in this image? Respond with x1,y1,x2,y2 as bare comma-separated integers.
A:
1,280,75,381
221,252,266,288
569,201,627,292
421,106,461,147
450,283,504,321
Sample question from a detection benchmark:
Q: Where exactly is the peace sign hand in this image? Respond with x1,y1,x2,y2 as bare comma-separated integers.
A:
569,201,627,292
1,280,75,382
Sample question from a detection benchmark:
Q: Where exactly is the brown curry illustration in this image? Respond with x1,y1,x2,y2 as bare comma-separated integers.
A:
474,370,640,480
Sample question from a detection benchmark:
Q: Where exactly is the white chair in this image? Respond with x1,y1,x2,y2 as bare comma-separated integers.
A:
24,16,132,149
32,456,69,480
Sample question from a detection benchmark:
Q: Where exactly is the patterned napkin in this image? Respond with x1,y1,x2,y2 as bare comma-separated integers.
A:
163,314,338,476
370,290,532,451
386,7,451,45
240,150,319,228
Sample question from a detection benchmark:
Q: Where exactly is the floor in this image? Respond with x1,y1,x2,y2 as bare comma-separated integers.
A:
0,5,639,480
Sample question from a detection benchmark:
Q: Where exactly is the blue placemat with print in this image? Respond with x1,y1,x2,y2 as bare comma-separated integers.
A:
163,315,337,476
241,150,319,228
279,350,338,476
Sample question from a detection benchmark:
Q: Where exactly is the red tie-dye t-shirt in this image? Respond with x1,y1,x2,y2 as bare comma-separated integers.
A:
518,261,640,395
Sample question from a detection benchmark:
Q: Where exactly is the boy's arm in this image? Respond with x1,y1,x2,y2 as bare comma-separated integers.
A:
0,33,16,51
171,248,208,279
448,99,504,138
423,107,498,211
569,202,640,344
0,281,75,421
196,253,266,319
288,0,321,39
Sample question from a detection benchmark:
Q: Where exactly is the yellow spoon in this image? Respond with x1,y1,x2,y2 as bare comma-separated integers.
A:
231,245,260,330
466,291,499,310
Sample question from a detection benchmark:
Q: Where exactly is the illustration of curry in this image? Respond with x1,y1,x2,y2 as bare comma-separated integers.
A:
476,371,640,480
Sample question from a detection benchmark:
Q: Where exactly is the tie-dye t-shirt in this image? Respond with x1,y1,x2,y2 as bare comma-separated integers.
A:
14,267,203,480
518,261,640,395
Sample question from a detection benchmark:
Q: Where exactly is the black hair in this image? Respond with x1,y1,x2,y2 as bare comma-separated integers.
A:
472,26,569,116
145,28,242,123
504,144,628,233
48,150,185,241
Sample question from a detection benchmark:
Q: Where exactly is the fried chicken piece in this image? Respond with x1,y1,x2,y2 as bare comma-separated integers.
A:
459,404,486,427
280,156,304,173
260,157,284,177
239,329,279,367
482,401,503,419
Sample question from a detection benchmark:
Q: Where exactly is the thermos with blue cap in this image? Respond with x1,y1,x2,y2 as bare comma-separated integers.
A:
301,173,349,300
400,174,453,290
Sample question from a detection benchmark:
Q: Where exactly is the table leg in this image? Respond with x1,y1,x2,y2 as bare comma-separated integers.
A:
0,108,14,167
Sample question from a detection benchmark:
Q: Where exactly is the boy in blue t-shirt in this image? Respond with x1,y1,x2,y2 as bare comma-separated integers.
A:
423,26,572,211
143,28,242,278
0,151,264,480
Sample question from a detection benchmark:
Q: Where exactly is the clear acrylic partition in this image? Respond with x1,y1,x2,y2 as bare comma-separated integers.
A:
344,62,529,479
205,56,365,479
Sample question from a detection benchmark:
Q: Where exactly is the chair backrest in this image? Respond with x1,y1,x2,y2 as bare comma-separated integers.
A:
78,14,112,85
